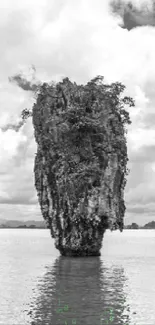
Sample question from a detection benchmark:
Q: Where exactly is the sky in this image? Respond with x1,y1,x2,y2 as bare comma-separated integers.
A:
0,0,155,226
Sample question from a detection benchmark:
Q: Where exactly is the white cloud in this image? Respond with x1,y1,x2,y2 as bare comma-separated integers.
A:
128,129,155,150
0,129,27,166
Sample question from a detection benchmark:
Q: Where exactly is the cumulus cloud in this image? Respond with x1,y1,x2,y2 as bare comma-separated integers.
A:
8,65,40,92
0,0,155,224
110,0,155,30
1,120,26,132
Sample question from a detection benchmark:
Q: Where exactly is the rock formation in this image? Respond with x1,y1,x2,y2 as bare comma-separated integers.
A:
31,76,134,257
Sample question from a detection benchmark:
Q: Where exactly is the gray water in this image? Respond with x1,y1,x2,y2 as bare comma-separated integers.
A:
0,229,155,325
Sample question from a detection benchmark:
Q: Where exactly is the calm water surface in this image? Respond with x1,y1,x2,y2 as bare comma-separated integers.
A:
0,229,155,325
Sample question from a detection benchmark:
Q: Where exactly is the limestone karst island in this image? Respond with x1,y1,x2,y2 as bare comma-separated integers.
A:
21,76,134,257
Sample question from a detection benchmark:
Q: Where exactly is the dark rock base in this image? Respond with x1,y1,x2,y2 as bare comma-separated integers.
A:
59,248,101,257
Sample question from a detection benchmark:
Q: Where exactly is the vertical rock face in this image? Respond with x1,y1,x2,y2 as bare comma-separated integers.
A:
32,76,133,256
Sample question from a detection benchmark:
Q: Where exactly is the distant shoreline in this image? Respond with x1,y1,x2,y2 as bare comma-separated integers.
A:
0,221,155,230
0,227,154,230
0,227,47,229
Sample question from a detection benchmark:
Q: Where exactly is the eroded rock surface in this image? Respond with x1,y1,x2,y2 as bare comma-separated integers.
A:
32,76,133,256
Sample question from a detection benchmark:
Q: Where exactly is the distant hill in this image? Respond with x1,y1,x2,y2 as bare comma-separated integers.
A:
0,220,47,229
124,221,155,229
124,223,139,229
143,221,155,229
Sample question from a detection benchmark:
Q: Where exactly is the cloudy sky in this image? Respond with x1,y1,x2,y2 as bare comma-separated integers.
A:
0,0,155,226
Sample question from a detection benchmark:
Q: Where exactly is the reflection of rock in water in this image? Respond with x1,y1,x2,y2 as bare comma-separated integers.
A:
29,256,131,325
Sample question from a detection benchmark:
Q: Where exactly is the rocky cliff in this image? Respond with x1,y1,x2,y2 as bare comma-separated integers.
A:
32,76,134,256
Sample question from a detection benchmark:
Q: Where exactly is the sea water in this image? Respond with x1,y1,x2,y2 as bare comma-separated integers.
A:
0,229,155,325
